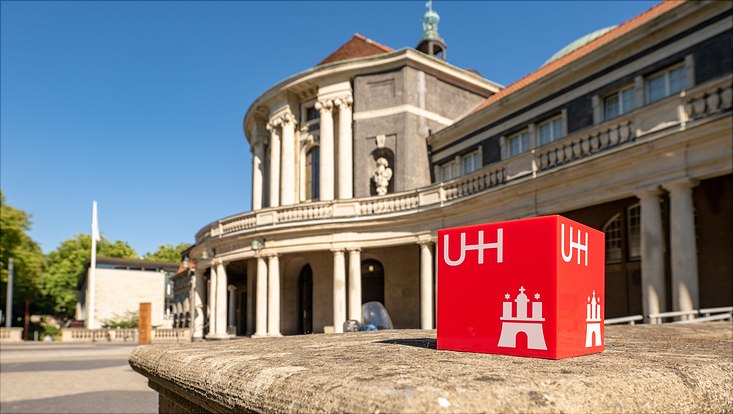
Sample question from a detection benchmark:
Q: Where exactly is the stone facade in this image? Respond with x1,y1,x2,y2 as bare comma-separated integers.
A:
186,1,732,340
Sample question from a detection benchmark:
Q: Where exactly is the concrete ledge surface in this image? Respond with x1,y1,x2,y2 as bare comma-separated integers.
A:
129,322,733,413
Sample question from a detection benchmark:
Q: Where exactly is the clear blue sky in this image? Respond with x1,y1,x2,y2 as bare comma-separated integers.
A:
1,0,658,256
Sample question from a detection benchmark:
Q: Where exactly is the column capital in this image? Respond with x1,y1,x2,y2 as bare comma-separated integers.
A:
635,185,663,200
281,111,298,127
265,252,280,260
227,285,237,292
315,99,334,113
331,248,345,255
212,258,224,267
417,240,435,247
663,177,699,192
267,117,283,130
333,95,353,110
347,247,362,254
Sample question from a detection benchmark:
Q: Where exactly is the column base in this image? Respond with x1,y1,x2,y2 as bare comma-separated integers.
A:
205,333,231,340
251,333,283,339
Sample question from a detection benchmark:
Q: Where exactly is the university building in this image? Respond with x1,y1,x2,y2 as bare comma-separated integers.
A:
175,1,732,339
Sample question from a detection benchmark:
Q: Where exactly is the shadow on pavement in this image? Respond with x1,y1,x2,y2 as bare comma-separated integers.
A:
0,391,157,414
0,359,129,373
375,338,437,349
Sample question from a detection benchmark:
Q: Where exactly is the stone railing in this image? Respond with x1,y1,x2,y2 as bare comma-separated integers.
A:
59,327,190,343
537,117,635,172
0,327,23,342
195,76,732,246
684,78,733,120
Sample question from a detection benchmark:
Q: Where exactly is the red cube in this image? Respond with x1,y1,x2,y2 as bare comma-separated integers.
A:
437,215,605,359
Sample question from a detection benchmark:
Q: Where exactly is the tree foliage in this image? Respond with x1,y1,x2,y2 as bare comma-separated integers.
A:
41,234,138,313
0,191,45,325
144,243,191,263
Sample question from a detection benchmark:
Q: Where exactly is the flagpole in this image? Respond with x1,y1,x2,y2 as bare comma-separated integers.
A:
88,201,99,329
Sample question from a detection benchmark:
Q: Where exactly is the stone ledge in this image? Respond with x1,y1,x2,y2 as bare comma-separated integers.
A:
130,322,732,413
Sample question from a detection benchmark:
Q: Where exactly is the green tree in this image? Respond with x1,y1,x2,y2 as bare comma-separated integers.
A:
0,191,45,326
40,234,138,313
144,243,191,263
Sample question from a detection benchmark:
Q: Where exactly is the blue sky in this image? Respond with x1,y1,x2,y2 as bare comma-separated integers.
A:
1,0,658,256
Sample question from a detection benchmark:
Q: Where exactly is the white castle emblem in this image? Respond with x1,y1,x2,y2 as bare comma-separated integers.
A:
498,286,547,350
585,290,602,347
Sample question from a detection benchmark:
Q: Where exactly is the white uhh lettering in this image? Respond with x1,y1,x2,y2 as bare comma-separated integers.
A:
561,223,588,266
443,228,503,266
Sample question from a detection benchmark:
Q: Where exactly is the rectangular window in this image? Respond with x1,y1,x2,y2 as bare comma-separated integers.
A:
538,116,564,146
646,64,687,103
508,131,530,157
306,107,320,121
439,162,454,181
604,86,636,120
627,204,641,259
462,150,481,174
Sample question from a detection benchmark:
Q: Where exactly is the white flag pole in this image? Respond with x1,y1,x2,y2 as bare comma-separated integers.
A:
88,201,100,329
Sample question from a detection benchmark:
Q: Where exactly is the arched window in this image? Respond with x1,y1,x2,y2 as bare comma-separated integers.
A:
298,265,313,334
361,259,385,305
603,214,622,263
305,147,320,200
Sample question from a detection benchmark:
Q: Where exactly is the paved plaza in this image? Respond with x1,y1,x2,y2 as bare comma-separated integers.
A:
0,342,156,413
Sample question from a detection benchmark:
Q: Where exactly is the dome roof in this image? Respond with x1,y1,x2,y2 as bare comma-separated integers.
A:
544,25,617,65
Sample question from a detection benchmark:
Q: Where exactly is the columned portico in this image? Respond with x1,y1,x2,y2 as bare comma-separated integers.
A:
332,249,346,332
267,254,281,336
207,265,217,338
193,267,206,340
254,256,268,337
664,178,700,314
280,112,297,205
335,96,354,199
419,241,434,329
227,285,237,333
251,135,266,210
267,120,281,207
316,99,335,201
246,259,255,336
347,249,362,322
213,261,229,338
637,187,666,322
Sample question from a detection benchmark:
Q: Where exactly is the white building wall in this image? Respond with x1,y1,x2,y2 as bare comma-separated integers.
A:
92,268,168,328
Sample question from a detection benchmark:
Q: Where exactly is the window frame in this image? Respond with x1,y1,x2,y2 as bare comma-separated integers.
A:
603,84,637,120
507,129,531,157
537,115,565,146
645,63,687,104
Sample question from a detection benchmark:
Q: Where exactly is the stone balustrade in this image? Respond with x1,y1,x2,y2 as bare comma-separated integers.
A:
58,328,190,343
195,76,732,246
685,78,733,120
0,327,23,342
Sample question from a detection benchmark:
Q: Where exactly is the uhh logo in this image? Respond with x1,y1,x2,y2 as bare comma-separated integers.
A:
561,223,588,266
443,228,503,266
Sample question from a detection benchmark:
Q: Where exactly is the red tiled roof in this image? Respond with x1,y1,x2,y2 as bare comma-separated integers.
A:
318,33,394,66
472,0,684,113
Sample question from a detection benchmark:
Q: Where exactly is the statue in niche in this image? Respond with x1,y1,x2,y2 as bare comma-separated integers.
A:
372,157,393,196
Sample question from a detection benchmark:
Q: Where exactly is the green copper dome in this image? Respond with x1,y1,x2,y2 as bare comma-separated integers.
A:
544,26,617,65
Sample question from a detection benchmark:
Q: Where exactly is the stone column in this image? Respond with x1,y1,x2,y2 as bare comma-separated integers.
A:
332,249,346,333
228,285,237,333
267,119,281,207
193,267,206,340
207,266,217,338
419,241,435,330
347,248,362,322
254,256,268,337
267,255,281,336
252,137,266,210
215,261,228,338
316,99,334,201
664,179,699,314
335,96,353,199
637,187,666,322
246,259,255,336
280,112,297,205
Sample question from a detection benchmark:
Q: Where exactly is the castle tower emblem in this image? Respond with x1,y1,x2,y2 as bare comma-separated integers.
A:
585,290,602,347
498,286,547,350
